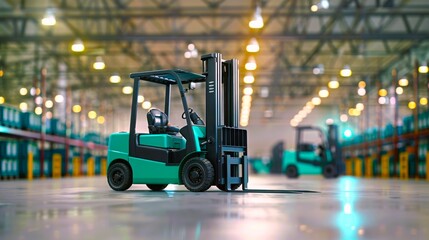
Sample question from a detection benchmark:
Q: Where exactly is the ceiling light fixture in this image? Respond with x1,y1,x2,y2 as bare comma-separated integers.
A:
312,97,321,105
122,86,133,95
243,86,254,96
71,39,84,52
19,88,28,96
41,9,56,26
249,5,264,29
378,88,387,97
45,100,54,108
340,65,352,77
310,4,318,12
245,56,257,70
184,43,198,59
357,88,366,96
246,38,260,53
72,105,82,113
88,111,97,119
54,94,64,103
328,77,339,89
398,77,409,87
93,56,105,70
35,106,42,115
138,95,145,103
97,116,105,124
318,87,329,98
109,73,121,83
19,102,28,112
142,101,152,109
312,64,324,75
418,61,428,73
243,73,255,84
396,87,403,95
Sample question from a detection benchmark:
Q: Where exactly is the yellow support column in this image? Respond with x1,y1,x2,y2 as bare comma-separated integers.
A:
354,158,363,177
72,157,81,177
381,154,390,178
27,152,33,180
52,153,62,178
100,158,107,176
399,151,409,179
365,156,373,177
87,157,95,176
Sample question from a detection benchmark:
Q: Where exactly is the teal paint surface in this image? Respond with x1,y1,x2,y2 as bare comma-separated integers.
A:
282,150,322,175
139,134,186,149
107,132,130,165
129,157,180,184
192,126,206,152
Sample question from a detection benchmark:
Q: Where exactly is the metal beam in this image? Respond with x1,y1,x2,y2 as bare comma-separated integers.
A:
1,33,428,43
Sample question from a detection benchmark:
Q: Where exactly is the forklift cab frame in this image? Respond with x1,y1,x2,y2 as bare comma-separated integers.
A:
128,70,206,162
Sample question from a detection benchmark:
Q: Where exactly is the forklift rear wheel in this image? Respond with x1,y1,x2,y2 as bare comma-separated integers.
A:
322,164,337,178
285,165,299,178
107,162,132,191
182,158,214,192
146,184,168,191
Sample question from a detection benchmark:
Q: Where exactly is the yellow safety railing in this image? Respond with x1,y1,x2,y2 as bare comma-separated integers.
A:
354,157,363,177
52,153,62,178
27,152,33,180
381,153,390,178
399,151,409,179
101,158,107,176
72,157,81,176
87,157,95,176
345,159,353,176
365,156,373,177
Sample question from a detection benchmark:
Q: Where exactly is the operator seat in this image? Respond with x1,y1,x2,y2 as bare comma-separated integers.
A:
147,108,180,135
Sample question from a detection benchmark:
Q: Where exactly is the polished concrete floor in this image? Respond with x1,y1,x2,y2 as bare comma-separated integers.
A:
0,175,429,240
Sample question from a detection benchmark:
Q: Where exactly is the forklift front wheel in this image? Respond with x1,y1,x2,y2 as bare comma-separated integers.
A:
182,158,214,192
285,165,299,178
107,162,132,191
322,164,337,178
147,184,168,191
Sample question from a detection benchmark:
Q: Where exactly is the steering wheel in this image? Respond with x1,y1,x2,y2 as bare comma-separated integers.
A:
182,108,194,119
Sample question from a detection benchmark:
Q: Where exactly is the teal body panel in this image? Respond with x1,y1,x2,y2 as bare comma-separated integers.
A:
282,150,322,175
107,130,208,185
139,134,186,149
129,157,180,184
192,125,206,151
107,132,130,165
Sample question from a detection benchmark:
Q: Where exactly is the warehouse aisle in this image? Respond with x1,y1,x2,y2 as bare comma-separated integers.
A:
1,176,428,240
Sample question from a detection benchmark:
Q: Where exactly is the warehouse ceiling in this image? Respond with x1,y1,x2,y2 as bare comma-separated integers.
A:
0,0,429,128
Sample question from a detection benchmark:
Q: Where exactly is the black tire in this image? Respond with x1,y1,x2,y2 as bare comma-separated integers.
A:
217,184,241,191
146,184,168,191
285,165,299,178
182,158,214,192
107,162,132,191
322,164,337,178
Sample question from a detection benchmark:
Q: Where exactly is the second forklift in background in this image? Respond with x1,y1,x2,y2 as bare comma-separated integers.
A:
253,124,342,178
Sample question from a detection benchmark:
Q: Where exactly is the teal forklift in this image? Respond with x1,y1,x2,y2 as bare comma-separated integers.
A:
107,53,248,192
253,124,341,178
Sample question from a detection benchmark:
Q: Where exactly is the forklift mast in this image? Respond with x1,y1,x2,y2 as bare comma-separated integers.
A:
201,53,248,189
326,124,343,172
